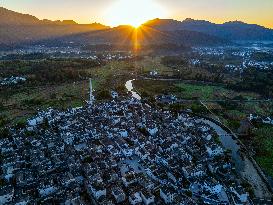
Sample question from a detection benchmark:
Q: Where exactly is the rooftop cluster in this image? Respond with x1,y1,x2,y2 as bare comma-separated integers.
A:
0,76,26,86
0,97,252,204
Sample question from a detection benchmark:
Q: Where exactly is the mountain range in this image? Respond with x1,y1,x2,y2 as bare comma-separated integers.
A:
0,7,109,45
1,7,273,47
144,18,273,41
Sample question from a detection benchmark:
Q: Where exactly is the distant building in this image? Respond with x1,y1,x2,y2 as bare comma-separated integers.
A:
112,187,126,203
150,70,158,76
129,192,142,205
160,186,175,204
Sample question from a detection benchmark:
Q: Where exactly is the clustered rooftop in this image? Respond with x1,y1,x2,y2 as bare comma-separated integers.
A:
1,97,251,204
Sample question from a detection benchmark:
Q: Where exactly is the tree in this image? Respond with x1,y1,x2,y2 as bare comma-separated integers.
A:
0,128,11,139
96,90,111,100
170,103,186,113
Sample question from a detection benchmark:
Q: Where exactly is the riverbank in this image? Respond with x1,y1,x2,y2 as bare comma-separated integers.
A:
202,119,272,199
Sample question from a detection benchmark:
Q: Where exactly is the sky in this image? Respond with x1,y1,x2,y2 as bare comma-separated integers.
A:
1,0,273,28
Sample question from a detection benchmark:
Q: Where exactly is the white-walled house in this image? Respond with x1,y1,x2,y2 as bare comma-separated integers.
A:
160,187,175,204
206,145,224,157
140,190,155,205
0,187,14,204
112,187,126,203
147,127,158,136
129,192,142,205
87,182,106,200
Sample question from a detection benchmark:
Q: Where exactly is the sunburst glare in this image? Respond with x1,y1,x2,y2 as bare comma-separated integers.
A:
105,0,166,27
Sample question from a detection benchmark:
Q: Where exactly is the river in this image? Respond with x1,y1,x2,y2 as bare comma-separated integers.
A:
202,119,245,170
125,79,141,100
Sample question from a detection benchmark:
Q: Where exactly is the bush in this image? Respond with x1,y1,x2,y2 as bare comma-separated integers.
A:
191,104,205,114
0,103,5,111
96,90,111,100
185,190,193,197
170,103,186,113
15,118,28,129
23,98,44,106
227,120,241,130
161,56,188,67
0,115,9,127
0,128,11,138
115,85,127,95
83,156,93,163
24,130,36,137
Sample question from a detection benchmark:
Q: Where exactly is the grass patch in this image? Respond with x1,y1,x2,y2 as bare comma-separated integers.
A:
139,57,174,76
253,126,273,177
0,80,98,125
134,79,178,97
176,83,227,100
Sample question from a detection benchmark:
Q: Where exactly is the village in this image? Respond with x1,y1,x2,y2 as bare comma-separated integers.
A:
0,45,134,61
0,85,254,205
1,1,273,204
192,46,273,72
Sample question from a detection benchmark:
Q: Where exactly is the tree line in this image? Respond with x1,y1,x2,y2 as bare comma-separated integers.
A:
0,58,104,84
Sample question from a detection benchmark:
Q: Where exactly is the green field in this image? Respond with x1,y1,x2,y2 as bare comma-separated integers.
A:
134,79,260,101
134,79,177,96
253,126,273,177
175,83,227,100
0,81,98,126
139,56,174,76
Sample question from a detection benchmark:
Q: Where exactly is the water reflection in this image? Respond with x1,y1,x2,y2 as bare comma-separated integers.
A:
125,80,141,100
202,119,245,170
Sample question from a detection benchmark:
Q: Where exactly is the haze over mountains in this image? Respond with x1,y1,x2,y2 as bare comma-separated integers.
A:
1,7,273,47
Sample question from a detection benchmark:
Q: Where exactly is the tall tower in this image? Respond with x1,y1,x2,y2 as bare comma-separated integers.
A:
89,78,94,105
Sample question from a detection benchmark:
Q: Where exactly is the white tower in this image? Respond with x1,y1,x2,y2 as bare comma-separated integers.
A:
89,78,94,105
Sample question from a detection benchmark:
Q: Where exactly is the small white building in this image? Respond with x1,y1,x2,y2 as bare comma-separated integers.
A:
206,145,224,157
120,130,128,138
149,70,158,76
140,191,155,205
122,149,133,157
147,127,158,136
160,187,175,204
230,187,249,204
27,116,44,127
122,173,137,187
0,188,14,204
263,117,273,125
87,182,106,200
182,164,206,179
39,186,57,197
111,91,119,99
129,192,142,205
112,187,126,203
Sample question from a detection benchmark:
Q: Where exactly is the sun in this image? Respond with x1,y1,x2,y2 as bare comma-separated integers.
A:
105,0,166,28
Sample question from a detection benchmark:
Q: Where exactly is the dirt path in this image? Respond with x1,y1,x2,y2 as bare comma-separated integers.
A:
240,156,272,199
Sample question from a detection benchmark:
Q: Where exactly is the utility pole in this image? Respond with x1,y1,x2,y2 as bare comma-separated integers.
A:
89,78,94,105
